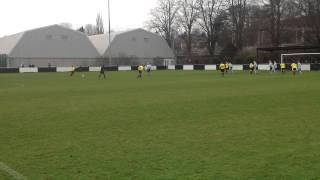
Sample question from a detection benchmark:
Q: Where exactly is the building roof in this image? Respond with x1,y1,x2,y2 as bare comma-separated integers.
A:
0,25,100,58
0,26,174,59
0,32,24,54
88,32,123,55
103,28,174,59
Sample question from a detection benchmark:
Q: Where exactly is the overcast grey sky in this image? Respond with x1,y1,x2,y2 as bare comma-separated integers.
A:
0,0,158,37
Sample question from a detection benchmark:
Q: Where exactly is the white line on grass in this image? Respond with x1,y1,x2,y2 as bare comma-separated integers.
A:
0,162,27,180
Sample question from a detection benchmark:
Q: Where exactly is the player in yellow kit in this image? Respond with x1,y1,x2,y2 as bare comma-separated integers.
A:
291,62,297,76
225,62,229,73
280,63,286,74
219,62,226,76
137,65,144,78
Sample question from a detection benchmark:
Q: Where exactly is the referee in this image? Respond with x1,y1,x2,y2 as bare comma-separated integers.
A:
99,65,106,79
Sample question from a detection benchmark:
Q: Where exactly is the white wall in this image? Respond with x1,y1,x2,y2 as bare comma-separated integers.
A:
168,65,175,70
233,65,243,71
183,65,194,70
302,64,311,71
118,66,131,71
57,67,73,72
258,64,270,71
89,67,102,72
19,67,38,73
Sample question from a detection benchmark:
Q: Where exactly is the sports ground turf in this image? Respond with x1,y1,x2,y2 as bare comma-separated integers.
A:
0,70,320,179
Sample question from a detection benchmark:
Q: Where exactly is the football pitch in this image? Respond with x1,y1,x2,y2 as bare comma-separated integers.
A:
0,71,320,179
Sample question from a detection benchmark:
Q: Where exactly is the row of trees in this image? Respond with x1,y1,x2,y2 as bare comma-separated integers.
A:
77,13,105,35
146,0,320,60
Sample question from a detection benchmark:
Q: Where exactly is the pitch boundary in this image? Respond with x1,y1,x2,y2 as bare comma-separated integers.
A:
0,162,27,180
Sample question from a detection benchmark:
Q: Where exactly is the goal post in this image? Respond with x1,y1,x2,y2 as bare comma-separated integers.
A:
280,53,320,64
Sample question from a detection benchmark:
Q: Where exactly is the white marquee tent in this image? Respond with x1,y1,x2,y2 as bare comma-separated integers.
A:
89,29,175,65
0,26,175,67
0,25,103,67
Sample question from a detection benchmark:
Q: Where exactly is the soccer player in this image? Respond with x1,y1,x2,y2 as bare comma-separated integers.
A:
229,62,233,74
225,61,229,74
280,62,286,74
297,61,302,74
291,62,297,76
269,60,273,73
253,61,258,75
70,65,76,77
137,65,144,78
273,61,278,73
146,63,152,75
219,62,226,76
99,65,106,79
249,62,254,75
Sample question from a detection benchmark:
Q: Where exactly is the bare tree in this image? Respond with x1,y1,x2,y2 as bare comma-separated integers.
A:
77,26,85,33
85,24,97,35
270,0,282,46
96,13,105,34
243,4,266,46
178,0,198,62
227,0,248,49
260,0,284,46
196,0,225,55
296,0,320,44
307,0,320,43
147,0,180,48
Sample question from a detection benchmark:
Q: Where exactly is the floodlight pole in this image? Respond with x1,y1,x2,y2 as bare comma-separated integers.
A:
108,0,112,65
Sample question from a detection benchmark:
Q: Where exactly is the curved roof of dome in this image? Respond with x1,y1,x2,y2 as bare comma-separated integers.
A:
89,29,174,59
104,29,174,59
0,25,100,58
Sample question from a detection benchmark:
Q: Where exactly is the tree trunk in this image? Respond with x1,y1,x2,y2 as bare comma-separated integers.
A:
207,35,216,56
186,27,192,63
276,1,281,46
270,0,276,46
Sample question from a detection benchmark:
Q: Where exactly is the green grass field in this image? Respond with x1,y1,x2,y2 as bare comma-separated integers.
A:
0,71,320,179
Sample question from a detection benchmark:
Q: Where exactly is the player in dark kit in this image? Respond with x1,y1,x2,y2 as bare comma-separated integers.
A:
70,65,76,77
99,65,106,79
